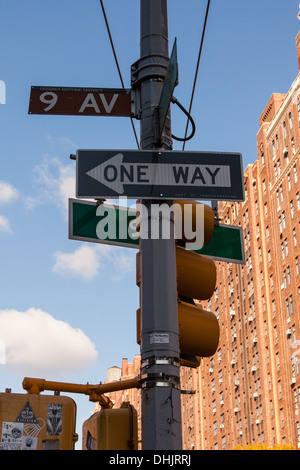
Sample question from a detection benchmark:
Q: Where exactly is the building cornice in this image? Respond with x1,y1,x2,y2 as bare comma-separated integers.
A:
266,74,300,139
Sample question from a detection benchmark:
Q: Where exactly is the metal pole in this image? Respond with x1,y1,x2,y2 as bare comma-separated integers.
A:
136,0,182,450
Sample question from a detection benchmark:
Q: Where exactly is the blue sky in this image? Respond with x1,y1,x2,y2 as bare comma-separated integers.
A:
0,0,299,449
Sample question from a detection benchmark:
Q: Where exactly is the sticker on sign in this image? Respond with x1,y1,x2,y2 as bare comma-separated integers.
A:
150,333,170,344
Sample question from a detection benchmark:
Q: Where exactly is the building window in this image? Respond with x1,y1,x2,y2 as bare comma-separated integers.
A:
291,200,294,218
281,242,285,260
278,381,282,401
280,185,284,202
276,352,280,372
284,270,288,288
289,112,293,130
294,388,298,409
261,271,264,287
291,137,296,155
286,298,290,317
260,148,265,166
279,215,283,233
280,407,284,427
283,121,287,139
284,150,289,164
285,238,289,257
293,228,297,247
264,321,268,337
290,295,294,314
294,165,298,183
276,190,280,208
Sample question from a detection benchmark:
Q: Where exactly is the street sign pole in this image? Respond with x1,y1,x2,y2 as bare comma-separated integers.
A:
137,0,182,450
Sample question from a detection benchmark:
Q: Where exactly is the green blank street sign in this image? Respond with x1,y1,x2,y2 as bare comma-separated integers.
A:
191,224,245,264
69,198,139,248
69,199,245,264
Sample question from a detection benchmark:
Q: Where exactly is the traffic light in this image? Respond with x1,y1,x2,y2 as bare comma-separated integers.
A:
0,389,78,450
136,200,219,368
82,402,138,450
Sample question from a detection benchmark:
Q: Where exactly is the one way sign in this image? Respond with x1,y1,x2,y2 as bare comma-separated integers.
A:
76,149,244,201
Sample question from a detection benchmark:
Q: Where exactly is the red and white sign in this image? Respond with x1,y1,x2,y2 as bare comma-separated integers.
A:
28,86,132,117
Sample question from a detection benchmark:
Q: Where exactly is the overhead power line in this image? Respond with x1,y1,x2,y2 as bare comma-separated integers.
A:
99,0,140,149
182,0,211,150
99,0,210,150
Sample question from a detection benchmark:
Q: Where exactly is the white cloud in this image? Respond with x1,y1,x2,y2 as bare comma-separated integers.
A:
0,308,97,372
53,244,104,280
27,157,75,217
0,181,18,234
46,134,76,153
0,215,13,233
0,181,19,205
110,251,135,280
52,244,134,281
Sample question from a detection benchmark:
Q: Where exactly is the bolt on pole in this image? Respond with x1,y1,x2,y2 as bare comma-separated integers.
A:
137,0,182,450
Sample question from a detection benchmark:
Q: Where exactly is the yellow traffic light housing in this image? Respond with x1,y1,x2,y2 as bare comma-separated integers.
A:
0,389,78,450
174,199,215,245
175,200,219,366
178,300,219,358
82,402,138,450
176,245,216,300
136,200,219,368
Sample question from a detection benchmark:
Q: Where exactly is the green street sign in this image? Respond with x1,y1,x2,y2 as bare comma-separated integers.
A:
190,224,245,264
68,198,139,248
158,38,178,137
69,199,244,264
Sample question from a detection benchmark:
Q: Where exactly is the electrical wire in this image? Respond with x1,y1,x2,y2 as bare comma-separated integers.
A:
99,0,140,149
171,97,196,142
182,0,211,150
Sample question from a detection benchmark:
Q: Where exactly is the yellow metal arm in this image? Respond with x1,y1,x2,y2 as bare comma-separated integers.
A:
22,376,141,409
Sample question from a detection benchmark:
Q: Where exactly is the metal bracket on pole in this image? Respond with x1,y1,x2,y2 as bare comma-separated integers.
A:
131,56,169,89
141,357,180,369
139,372,181,390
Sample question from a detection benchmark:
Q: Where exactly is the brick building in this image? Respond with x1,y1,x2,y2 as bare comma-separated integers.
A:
101,31,300,450
195,31,300,449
